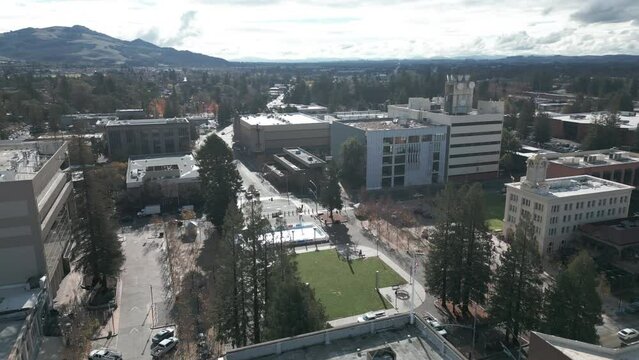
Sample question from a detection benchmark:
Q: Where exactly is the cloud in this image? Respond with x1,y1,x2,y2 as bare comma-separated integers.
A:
537,28,575,44
496,31,535,51
571,0,639,25
542,7,553,15
138,10,200,47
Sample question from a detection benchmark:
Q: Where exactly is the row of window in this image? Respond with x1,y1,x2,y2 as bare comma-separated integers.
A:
449,151,500,159
383,134,446,145
451,120,503,127
450,131,503,138
450,140,501,148
449,161,499,169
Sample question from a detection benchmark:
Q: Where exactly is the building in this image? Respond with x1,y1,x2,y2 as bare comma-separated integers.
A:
266,147,326,194
543,149,639,186
115,108,146,120
219,313,465,360
287,104,328,115
235,113,330,157
549,111,638,146
0,140,73,298
579,216,639,271
528,331,639,360
60,113,117,129
330,112,448,190
1,284,48,360
503,155,634,255
126,154,200,198
389,75,504,181
105,118,192,160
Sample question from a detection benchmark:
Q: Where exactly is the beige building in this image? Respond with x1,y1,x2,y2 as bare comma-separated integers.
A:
106,118,192,161
235,113,330,155
503,155,634,255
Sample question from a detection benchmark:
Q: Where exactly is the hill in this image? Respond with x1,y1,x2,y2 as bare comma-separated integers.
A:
0,25,228,67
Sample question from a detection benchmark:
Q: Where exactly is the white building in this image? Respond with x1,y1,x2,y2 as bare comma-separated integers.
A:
330,112,448,190
503,155,634,255
388,75,504,181
126,154,200,198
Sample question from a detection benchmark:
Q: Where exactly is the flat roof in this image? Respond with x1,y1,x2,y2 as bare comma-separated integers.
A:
106,118,189,127
580,216,639,247
544,150,639,168
0,320,24,360
126,154,199,187
507,175,634,198
532,332,639,359
550,112,639,130
241,113,324,126
282,148,325,168
345,118,439,131
0,141,63,182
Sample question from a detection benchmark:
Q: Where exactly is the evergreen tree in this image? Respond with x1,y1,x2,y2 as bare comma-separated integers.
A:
542,251,602,343
500,129,521,176
582,113,620,150
339,137,366,190
489,214,544,343
196,134,242,229
263,254,327,340
319,162,343,220
533,112,552,144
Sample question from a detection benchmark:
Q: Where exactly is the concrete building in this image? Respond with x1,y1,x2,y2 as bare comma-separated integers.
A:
579,216,639,271
331,113,448,190
126,154,200,198
528,331,639,360
235,113,330,156
60,113,117,129
389,75,504,181
503,155,634,255
1,284,47,360
105,118,192,160
266,147,326,194
549,111,638,146
115,108,146,120
542,149,639,186
220,313,465,360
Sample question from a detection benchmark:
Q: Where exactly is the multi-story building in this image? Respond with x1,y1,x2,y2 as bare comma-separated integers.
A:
503,155,634,255
548,111,638,146
105,118,192,160
330,112,448,190
126,154,200,198
235,113,330,157
388,75,504,181
543,149,639,186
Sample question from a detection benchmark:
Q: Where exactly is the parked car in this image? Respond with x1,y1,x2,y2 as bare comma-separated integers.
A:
424,314,448,337
357,311,386,323
151,337,179,358
88,348,122,360
618,328,639,342
152,327,176,345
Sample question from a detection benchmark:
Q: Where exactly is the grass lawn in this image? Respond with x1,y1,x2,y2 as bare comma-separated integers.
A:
295,250,406,320
484,192,506,231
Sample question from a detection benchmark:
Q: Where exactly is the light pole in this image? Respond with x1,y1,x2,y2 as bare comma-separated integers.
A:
309,180,319,214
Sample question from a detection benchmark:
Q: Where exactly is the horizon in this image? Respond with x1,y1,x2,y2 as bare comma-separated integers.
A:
2,0,638,62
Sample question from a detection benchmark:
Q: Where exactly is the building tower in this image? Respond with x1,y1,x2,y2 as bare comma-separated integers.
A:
444,74,475,115
521,154,549,192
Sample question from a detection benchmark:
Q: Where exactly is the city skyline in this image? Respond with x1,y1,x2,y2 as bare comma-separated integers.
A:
2,0,638,61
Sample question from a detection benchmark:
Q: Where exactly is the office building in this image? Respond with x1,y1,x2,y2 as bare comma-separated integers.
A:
503,155,634,255
235,113,330,156
1,284,47,360
220,313,465,360
266,147,326,193
60,113,117,129
542,149,639,186
105,118,192,160
388,75,504,181
331,112,448,190
549,111,638,146
126,154,200,198
528,331,639,360
115,108,146,120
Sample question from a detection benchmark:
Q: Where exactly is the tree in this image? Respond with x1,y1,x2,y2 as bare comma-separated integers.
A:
582,113,620,150
500,129,521,176
489,214,544,343
319,162,343,220
533,112,552,144
196,134,242,229
339,137,366,190
263,254,327,340
542,251,602,343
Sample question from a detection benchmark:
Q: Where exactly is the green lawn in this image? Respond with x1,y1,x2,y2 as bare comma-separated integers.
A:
295,250,406,320
484,192,506,231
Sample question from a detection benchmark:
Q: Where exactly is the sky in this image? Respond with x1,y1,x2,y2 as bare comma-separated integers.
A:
2,0,639,61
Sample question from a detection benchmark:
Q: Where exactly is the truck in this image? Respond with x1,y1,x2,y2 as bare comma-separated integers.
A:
151,337,179,358
137,204,161,217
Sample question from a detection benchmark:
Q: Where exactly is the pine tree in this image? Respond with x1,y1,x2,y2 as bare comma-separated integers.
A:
489,214,544,343
196,134,242,229
542,251,602,343
319,162,343,220
339,137,366,190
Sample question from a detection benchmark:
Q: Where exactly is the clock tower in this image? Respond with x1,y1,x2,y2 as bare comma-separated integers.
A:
444,74,474,115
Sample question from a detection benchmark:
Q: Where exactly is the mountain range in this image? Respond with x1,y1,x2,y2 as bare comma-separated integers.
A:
0,25,228,67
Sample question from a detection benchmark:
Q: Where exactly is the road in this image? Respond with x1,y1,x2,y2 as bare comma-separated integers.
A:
93,224,171,359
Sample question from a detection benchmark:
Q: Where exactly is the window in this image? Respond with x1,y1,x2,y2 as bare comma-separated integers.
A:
421,135,432,142
394,136,407,144
433,161,440,172
382,166,392,177
450,130,502,138
449,161,499,169
394,176,404,187
452,120,503,127
383,156,393,165
394,165,405,175
382,178,392,188
522,198,531,207
383,145,393,155
408,135,420,143
433,142,441,152
383,137,393,145
394,154,406,164
450,140,501,148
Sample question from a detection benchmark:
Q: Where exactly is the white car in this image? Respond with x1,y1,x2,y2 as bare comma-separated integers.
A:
88,348,122,360
618,328,639,342
151,337,179,358
357,311,386,323
424,314,448,337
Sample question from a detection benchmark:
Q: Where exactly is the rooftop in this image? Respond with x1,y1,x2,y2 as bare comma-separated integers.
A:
550,111,639,130
106,118,189,127
545,150,639,168
332,110,387,121
345,118,436,131
507,175,634,198
579,216,639,248
282,148,325,168
531,332,639,360
241,113,324,126
0,141,63,182
0,284,43,360
126,154,199,188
